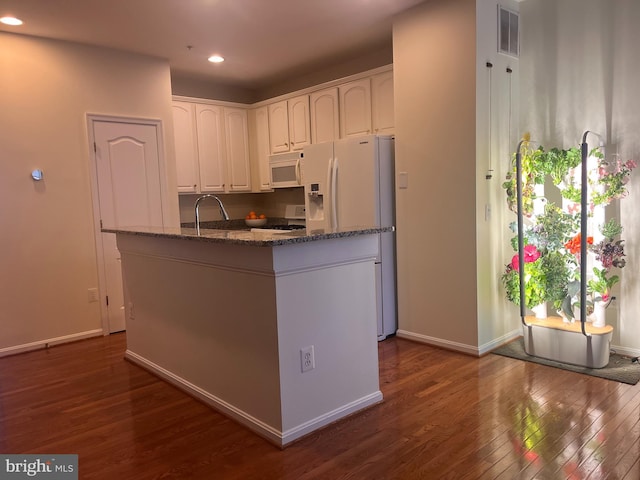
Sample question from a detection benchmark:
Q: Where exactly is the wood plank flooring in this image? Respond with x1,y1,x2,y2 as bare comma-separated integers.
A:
1,333,640,479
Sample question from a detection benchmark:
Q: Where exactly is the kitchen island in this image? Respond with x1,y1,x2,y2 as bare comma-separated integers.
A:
104,224,389,447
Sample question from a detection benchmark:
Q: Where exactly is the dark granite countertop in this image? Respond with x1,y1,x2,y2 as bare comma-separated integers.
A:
103,223,393,247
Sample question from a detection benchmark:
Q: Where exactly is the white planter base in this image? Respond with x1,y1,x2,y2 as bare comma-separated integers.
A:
522,316,613,369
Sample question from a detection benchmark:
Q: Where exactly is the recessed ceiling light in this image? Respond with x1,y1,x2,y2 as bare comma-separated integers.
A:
208,55,224,64
1,16,23,26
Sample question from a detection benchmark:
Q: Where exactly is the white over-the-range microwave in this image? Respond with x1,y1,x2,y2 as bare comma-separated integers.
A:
269,151,303,188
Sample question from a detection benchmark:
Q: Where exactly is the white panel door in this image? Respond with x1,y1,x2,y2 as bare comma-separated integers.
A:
224,107,251,192
254,106,272,190
288,95,311,151
339,79,372,138
195,104,226,192
171,101,199,193
268,101,290,153
310,88,339,145
93,120,164,332
371,71,395,134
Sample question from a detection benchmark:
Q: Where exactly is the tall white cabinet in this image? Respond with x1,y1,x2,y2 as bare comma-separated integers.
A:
172,102,200,193
249,106,272,191
172,100,251,194
223,107,251,192
195,104,226,192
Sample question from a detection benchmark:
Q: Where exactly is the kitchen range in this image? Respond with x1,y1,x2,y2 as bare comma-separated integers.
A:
250,204,306,233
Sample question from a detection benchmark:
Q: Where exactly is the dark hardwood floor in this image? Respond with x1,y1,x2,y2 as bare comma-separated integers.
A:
1,332,639,479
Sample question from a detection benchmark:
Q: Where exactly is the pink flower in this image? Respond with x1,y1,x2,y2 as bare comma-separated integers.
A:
511,245,540,272
523,244,541,262
601,292,610,302
626,159,637,169
567,202,580,214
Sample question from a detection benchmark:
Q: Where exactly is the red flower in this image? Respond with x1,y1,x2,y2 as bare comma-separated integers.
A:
511,245,541,272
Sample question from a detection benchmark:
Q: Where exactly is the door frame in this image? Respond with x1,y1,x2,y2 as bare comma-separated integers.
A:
86,114,169,334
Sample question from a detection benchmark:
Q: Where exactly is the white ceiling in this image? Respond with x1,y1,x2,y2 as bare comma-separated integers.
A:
0,0,426,90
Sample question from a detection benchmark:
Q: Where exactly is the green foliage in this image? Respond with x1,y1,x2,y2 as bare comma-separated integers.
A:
544,147,582,185
599,219,623,241
588,267,619,298
502,252,570,310
540,251,571,308
530,204,580,252
502,261,547,309
502,136,635,319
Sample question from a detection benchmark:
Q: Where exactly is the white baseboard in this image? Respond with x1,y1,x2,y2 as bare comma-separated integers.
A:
125,350,382,448
478,329,522,355
280,391,382,446
396,329,480,356
611,344,640,359
396,328,522,357
0,329,104,358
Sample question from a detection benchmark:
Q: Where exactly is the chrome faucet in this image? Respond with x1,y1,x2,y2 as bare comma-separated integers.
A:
194,194,230,234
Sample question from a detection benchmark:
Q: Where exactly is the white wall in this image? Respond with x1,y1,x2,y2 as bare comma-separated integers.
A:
0,32,179,353
475,0,522,349
393,0,480,352
519,0,640,354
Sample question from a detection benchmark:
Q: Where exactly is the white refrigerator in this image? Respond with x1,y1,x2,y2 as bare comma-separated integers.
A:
301,135,396,340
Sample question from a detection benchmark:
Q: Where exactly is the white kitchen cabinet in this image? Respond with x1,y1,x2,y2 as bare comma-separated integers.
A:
172,102,199,193
172,100,251,194
339,78,372,138
287,95,311,151
195,104,226,192
267,96,310,154
223,107,251,192
310,87,339,144
251,106,272,191
268,100,290,153
371,71,395,135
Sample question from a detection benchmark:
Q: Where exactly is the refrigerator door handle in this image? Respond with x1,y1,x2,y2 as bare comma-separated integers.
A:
330,156,339,230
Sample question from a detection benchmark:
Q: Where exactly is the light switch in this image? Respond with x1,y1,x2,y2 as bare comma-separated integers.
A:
398,172,408,189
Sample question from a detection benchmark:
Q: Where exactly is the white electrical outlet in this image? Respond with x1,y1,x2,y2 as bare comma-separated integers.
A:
300,345,315,373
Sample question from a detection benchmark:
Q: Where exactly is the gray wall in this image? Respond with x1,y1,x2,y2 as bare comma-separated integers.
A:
520,0,640,352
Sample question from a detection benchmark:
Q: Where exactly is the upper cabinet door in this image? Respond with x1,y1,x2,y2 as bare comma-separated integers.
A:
288,95,311,151
172,102,199,193
268,100,290,154
195,104,226,192
339,79,372,139
371,71,395,135
253,106,272,191
223,107,251,192
310,88,339,145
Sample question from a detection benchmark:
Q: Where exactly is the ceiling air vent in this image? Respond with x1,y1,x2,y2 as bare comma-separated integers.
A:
498,5,519,57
